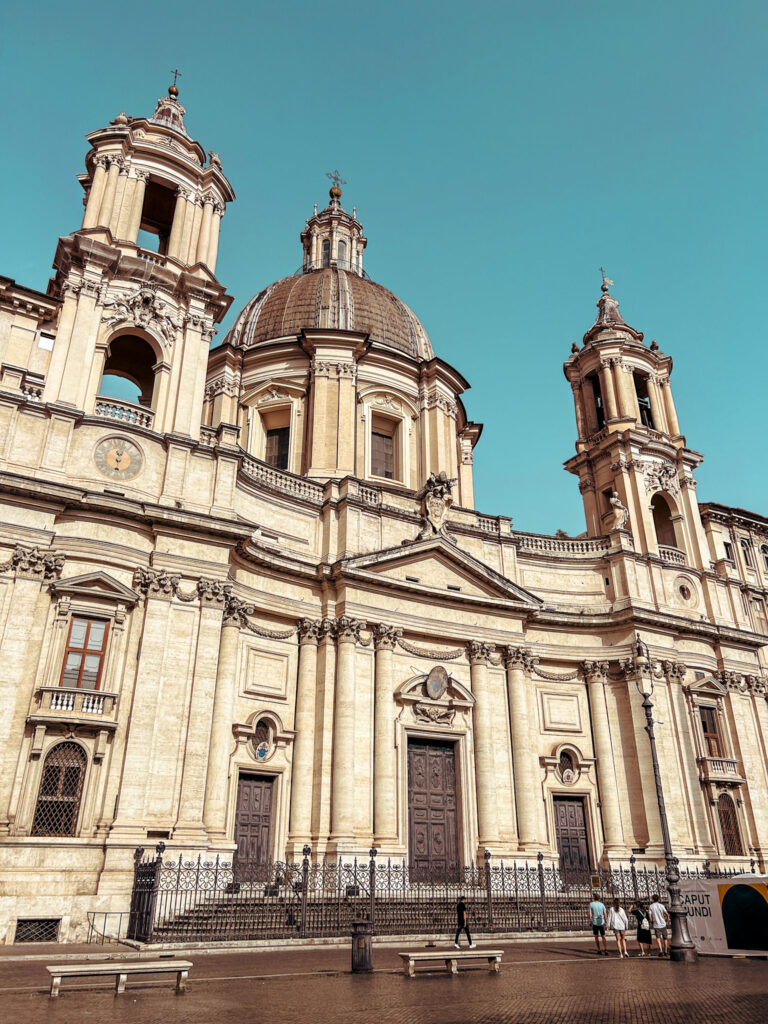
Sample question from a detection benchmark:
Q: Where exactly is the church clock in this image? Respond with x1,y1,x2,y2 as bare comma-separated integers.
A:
94,436,144,481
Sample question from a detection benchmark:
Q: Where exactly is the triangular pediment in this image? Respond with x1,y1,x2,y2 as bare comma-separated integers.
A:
340,536,541,607
50,571,140,605
685,675,727,698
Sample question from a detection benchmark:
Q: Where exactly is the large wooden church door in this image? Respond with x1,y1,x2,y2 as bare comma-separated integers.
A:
408,740,459,880
234,775,274,879
553,797,590,881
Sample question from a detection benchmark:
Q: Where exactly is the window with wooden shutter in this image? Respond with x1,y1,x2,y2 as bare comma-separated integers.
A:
59,616,109,690
717,792,743,856
699,706,723,757
265,426,290,470
371,414,398,480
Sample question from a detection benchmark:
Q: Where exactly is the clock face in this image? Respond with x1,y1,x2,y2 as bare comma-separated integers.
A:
94,436,144,481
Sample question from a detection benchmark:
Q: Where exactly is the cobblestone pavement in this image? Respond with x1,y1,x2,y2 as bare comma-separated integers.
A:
1,940,766,1023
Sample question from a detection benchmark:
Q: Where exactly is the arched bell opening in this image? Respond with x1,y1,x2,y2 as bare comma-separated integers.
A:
650,492,684,552
99,333,159,409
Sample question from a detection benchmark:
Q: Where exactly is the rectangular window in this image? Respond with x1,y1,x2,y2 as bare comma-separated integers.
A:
699,705,722,757
723,535,734,562
371,415,398,480
59,617,109,690
265,426,290,470
752,598,768,634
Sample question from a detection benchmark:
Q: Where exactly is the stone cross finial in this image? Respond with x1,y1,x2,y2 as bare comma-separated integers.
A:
326,169,347,189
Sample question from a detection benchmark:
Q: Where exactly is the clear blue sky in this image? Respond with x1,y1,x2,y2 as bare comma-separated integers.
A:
2,1,766,534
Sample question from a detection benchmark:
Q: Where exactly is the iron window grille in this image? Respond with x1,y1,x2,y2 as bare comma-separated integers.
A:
31,742,87,837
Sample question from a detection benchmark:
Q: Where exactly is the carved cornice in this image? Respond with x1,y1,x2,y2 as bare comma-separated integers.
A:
373,623,403,651
0,545,65,581
312,359,357,380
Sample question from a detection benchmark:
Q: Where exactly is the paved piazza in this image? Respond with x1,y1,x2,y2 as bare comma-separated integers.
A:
0,940,766,1023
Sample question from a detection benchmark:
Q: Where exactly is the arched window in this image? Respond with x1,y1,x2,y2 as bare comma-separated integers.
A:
31,742,87,837
99,334,157,408
651,493,678,549
558,751,575,783
717,793,744,856
761,545,768,572
322,239,330,268
252,718,273,762
337,240,347,268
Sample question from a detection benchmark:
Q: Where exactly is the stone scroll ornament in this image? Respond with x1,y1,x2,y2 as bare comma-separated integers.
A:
417,470,458,544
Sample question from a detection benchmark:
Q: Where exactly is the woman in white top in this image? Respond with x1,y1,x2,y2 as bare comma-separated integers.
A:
605,897,630,957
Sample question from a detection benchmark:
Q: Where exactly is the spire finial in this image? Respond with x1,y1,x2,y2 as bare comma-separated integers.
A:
599,266,614,294
326,168,347,200
169,67,182,97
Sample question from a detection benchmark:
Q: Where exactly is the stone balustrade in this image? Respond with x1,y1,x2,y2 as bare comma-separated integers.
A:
659,544,686,566
698,756,744,783
95,396,154,429
240,454,324,505
32,686,118,723
516,532,611,557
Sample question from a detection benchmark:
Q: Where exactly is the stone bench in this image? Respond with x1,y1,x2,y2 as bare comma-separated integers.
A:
398,949,503,977
47,959,193,998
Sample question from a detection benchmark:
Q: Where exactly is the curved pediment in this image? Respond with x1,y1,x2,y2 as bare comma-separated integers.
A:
395,669,474,706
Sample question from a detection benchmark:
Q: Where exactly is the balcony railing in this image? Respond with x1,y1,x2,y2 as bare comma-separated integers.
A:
95,397,154,429
698,756,744,783
31,686,118,725
659,544,686,566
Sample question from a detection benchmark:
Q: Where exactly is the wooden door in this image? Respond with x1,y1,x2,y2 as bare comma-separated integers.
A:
234,775,274,878
554,797,590,880
408,740,459,880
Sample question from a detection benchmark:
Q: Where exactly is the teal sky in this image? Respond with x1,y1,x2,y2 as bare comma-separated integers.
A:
2,1,766,535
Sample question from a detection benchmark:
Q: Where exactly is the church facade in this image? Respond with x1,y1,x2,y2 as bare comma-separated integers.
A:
0,86,767,943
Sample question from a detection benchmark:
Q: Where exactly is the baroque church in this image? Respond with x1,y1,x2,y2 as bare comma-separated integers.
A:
1,84,767,943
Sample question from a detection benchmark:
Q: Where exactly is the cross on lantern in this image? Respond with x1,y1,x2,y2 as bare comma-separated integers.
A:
326,169,347,188
170,68,183,87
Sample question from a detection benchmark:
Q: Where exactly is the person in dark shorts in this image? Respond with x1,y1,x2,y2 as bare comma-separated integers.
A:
629,900,653,956
588,894,608,954
454,896,476,948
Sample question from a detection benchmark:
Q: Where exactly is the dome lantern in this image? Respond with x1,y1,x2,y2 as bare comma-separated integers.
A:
300,172,367,276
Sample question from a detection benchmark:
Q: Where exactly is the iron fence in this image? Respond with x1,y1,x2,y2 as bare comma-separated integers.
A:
122,844,756,944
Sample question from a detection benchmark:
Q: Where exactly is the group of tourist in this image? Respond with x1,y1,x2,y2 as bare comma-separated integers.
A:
589,894,671,957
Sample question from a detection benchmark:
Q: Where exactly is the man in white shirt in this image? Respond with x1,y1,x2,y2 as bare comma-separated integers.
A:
648,894,671,956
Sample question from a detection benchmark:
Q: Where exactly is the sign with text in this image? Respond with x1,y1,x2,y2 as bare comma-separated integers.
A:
679,875,768,956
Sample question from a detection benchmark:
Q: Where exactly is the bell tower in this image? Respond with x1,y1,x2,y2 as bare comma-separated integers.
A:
42,80,235,439
563,273,710,569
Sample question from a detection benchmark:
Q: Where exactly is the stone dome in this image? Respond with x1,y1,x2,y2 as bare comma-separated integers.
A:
225,267,435,360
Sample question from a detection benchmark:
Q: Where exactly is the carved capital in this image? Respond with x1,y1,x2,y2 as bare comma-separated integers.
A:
468,640,496,667
582,660,610,684
6,545,66,581
196,577,226,605
133,567,180,600
221,586,255,626
505,646,538,673
373,623,403,651
297,618,323,644
335,616,368,644
746,674,766,695
662,659,686,683
133,169,150,183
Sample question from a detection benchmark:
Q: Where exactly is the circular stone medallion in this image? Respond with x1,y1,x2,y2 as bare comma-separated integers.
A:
94,436,144,481
425,665,449,701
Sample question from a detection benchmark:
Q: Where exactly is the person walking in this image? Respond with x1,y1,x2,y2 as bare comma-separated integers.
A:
454,895,475,949
588,894,608,955
629,900,653,957
648,894,671,957
605,897,630,957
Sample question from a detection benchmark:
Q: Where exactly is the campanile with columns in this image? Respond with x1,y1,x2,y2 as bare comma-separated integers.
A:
563,273,710,569
42,81,235,440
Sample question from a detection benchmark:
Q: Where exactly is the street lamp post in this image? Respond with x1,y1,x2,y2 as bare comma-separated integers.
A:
633,634,698,963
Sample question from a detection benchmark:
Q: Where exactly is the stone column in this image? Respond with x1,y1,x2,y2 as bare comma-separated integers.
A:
621,659,664,853
82,156,109,229
598,360,619,421
570,382,587,439
330,617,367,848
179,192,197,265
583,661,626,856
174,583,227,840
126,170,149,242
505,647,539,849
196,196,214,264
468,641,500,849
168,187,188,259
206,202,223,271
288,619,321,852
647,376,667,433
373,624,402,845
98,157,123,229
660,377,681,435
0,548,65,831
616,362,641,421
202,594,243,841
